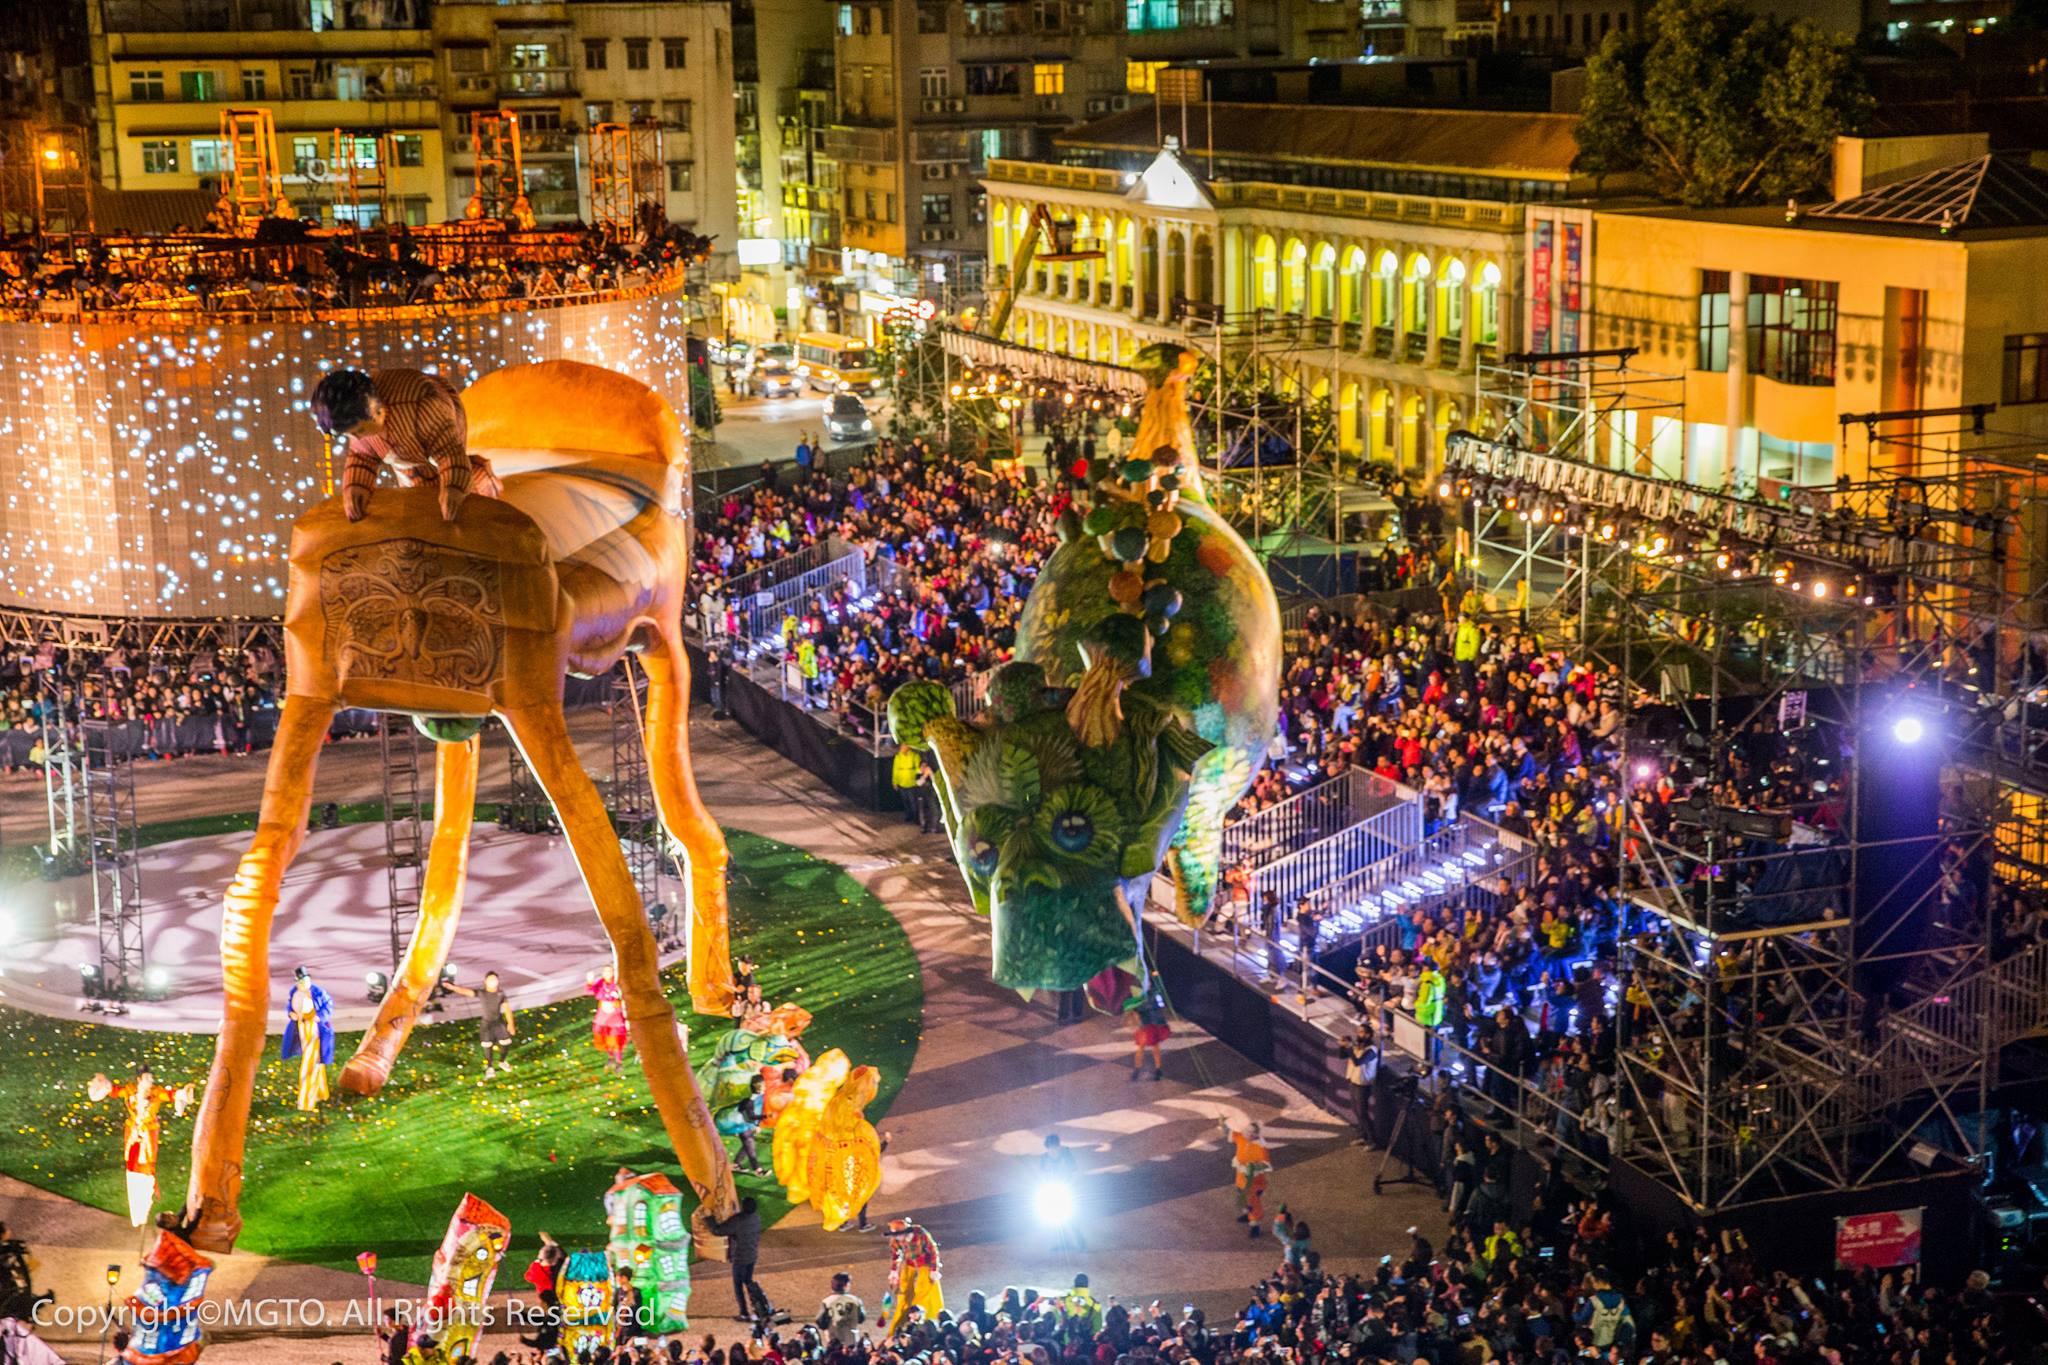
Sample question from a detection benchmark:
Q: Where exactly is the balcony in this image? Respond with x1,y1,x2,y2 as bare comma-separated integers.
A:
1404,333,1427,364
1437,337,1461,368
519,129,577,153
1371,332,1393,360
500,68,574,96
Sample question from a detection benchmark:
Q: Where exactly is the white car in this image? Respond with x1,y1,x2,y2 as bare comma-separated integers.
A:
752,360,802,399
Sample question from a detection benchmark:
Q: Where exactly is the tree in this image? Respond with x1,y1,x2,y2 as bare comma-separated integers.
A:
1574,0,1872,207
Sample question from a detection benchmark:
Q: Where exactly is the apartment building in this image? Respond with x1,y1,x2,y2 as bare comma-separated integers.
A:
827,0,1363,328
432,0,737,248
1579,148,2048,494
90,0,449,224
985,103,1585,472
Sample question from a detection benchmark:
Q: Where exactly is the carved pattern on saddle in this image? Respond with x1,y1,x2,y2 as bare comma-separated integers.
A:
318,539,507,691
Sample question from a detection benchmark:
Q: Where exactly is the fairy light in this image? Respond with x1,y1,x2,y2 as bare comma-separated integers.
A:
0,282,693,619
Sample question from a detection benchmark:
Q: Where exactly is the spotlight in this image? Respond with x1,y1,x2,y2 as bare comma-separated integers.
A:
1633,760,1654,780
441,964,459,986
365,970,390,1003
77,963,102,1000
1811,580,1828,598
1891,715,1924,746
1032,1179,1075,1227
141,965,171,1001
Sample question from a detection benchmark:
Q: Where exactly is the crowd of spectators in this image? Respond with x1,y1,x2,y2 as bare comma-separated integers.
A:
694,439,1064,735
0,642,296,773
0,215,709,318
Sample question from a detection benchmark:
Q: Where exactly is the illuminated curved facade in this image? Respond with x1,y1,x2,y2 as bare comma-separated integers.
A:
0,284,693,620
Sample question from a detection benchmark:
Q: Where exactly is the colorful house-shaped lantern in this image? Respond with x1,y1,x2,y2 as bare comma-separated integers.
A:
122,1231,214,1365
605,1171,692,1332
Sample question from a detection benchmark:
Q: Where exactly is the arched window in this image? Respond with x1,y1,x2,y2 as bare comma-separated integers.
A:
1281,238,1308,316
1437,259,1467,343
1371,251,1398,329
1254,234,1279,311
1475,262,1502,348
1402,254,1433,339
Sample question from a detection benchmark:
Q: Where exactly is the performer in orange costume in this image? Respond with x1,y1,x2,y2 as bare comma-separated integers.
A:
1220,1118,1272,1235
88,1068,196,1227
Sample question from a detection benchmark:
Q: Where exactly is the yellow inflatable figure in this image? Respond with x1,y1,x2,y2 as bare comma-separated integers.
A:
806,1065,883,1233
773,1049,850,1201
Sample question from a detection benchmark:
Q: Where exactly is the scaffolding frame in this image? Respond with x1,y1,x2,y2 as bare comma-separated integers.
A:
81,721,144,996
1178,307,1349,591
329,127,397,230
468,110,523,222
0,121,93,238
608,663,661,919
588,120,664,235
1448,401,2048,1216
221,107,280,234
378,714,426,971
38,666,81,869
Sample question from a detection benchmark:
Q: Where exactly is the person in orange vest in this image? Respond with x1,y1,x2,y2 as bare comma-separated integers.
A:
1220,1117,1273,1238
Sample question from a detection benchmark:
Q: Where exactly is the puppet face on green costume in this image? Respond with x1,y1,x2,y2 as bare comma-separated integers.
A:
888,667,1209,991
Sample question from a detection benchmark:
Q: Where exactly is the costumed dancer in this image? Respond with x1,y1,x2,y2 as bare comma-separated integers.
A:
447,970,516,1077
878,1219,943,1339
1220,1118,1272,1237
805,1066,883,1233
773,1049,851,1201
282,967,334,1112
86,1068,195,1227
586,967,630,1073
1127,984,1172,1082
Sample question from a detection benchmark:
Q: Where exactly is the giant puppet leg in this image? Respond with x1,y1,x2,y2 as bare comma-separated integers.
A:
182,694,336,1252
501,700,740,1229
341,735,483,1096
639,643,736,1014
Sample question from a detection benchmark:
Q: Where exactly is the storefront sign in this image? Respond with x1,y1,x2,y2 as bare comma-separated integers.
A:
1531,220,1554,355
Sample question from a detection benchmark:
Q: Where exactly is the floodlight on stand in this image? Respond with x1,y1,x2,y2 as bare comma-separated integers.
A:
366,970,389,1003
141,965,171,1001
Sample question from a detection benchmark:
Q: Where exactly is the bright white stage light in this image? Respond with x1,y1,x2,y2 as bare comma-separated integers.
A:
1892,715,1925,745
1032,1180,1075,1227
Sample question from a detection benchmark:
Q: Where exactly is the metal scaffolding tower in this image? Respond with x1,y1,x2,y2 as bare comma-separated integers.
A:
467,110,523,222
500,731,558,835
1179,307,1350,594
221,108,280,234
38,665,81,871
608,663,662,920
0,121,93,238
1445,403,2048,1216
330,127,396,230
379,714,426,971
81,722,143,996
588,120,664,234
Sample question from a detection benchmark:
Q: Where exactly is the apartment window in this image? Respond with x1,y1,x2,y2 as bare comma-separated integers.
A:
864,190,878,220
291,135,320,174
663,100,693,129
2004,334,2048,405
1127,0,1178,29
883,193,896,221
585,101,613,126
919,67,948,99
240,69,266,99
964,64,1020,94
1126,60,1167,92
1032,62,1065,95
668,161,694,192
918,0,948,28
180,70,216,101
141,140,179,174
1747,276,1837,386
1757,434,1834,489
583,38,609,69
663,38,688,69
1697,269,1730,372
129,70,165,101
922,192,953,224
188,138,230,174
393,134,424,167
343,135,379,168
627,99,654,121
837,3,856,34
625,38,651,70
287,67,315,98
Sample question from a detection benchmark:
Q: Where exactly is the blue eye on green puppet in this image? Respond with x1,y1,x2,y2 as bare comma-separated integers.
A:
1050,810,1094,853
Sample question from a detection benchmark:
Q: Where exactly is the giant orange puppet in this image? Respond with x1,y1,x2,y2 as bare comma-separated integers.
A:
176,360,737,1252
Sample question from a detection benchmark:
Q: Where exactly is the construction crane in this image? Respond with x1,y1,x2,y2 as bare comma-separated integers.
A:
982,203,1101,340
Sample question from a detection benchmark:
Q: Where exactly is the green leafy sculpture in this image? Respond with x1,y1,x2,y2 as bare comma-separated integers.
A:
890,344,1280,992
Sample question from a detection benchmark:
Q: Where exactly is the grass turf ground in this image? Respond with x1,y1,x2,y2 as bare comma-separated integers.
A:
0,826,921,1284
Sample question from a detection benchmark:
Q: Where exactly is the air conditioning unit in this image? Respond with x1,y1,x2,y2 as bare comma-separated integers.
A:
1110,94,1129,110
1085,97,1109,114
945,97,965,111
921,97,945,112
413,81,438,97
919,227,948,242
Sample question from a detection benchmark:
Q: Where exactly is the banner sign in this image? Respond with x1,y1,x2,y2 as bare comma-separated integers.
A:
1835,1208,1922,1270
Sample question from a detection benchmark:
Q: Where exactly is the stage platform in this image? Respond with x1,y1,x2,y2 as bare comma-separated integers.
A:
0,821,679,1033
